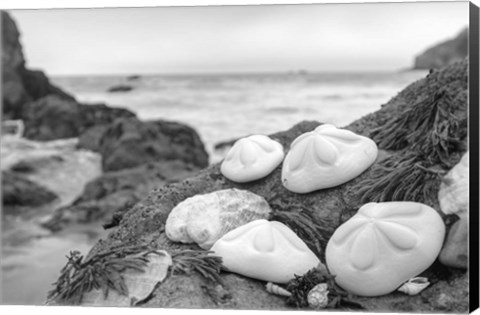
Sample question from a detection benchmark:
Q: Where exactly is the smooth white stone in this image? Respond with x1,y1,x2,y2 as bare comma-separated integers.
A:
165,189,271,249
221,135,284,183
281,124,378,193
211,219,320,283
326,202,445,297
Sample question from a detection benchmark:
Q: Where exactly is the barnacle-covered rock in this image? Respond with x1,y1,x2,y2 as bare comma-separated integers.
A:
325,202,445,297
211,219,321,283
165,189,272,249
221,135,284,183
281,124,377,193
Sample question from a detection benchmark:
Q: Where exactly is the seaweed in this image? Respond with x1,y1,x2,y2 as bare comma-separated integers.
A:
371,88,464,167
46,244,160,305
170,250,224,285
286,264,363,310
267,192,334,258
269,208,331,259
354,153,444,206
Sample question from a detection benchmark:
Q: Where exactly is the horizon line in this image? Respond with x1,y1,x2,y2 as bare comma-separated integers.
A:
48,68,425,77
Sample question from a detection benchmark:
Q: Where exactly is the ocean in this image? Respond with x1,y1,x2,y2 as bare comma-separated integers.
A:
50,71,428,162
2,70,428,305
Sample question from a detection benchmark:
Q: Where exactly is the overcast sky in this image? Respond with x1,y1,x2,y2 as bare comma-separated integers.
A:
9,2,469,75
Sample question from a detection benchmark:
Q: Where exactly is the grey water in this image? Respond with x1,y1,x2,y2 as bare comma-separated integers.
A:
1,70,427,305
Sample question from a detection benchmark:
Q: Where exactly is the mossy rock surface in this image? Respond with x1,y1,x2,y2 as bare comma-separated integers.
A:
56,60,469,312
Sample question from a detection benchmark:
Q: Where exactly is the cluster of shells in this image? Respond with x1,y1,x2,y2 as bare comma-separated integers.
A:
164,123,453,302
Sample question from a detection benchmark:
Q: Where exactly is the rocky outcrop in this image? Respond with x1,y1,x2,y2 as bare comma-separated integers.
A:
414,28,468,70
1,11,137,140
2,171,58,206
22,95,135,140
50,60,469,312
1,11,75,120
78,117,209,172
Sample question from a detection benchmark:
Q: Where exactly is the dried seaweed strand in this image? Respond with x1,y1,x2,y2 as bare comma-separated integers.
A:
47,245,162,305
171,250,224,285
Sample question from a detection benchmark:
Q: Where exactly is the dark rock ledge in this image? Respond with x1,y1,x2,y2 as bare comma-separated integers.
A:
48,60,469,312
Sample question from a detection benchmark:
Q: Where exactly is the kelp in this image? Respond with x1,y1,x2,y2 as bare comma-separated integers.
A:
46,244,161,305
170,250,224,285
286,264,363,310
371,88,464,167
354,153,444,206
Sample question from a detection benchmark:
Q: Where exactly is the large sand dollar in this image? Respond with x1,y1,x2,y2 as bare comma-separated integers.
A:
326,202,445,297
281,124,377,193
211,219,320,283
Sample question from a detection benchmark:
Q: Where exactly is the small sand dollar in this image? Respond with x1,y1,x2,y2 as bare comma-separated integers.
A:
281,124,377,193
326,202,445,297
221,135,284,183
211,219,321,283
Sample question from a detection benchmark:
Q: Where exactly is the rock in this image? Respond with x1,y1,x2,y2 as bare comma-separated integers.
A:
41,160,201,231
22,95,135,141
126,75,141,81
414,28,468,70
1,12,75,120
2,171,58,206
51,62,468,312
2,11,137,141
78,117,209,172
107,84,134,93
439,216,468,269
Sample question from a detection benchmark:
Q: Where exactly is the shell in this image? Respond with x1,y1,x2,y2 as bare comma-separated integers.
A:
165,189,272,249
325,202,445,297
307,283,329,309
397,277,430,295
80,251,172,306
281,124,378,193
211,219,321,283
266,282,292,297
438,151,469,216
221,135,284,183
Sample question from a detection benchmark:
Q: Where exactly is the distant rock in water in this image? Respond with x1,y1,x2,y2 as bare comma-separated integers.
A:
413,28,468,70
107,84,134,93
2,171,58,206
78,117,209,172
126,75,141,81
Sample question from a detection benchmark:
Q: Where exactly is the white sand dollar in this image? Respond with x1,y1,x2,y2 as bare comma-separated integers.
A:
211,219,320,283
281,124,378,193
221,135,284,183
325,202,445,297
